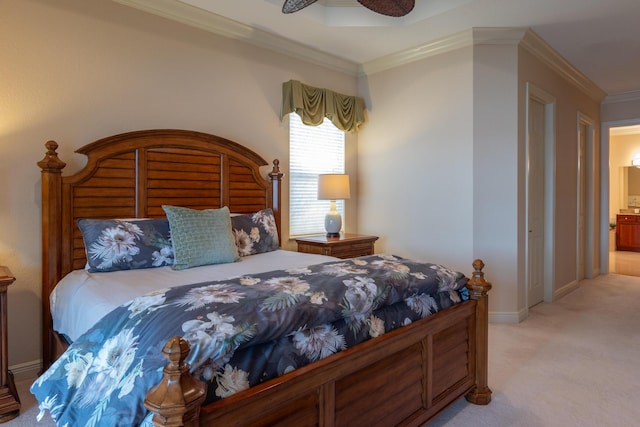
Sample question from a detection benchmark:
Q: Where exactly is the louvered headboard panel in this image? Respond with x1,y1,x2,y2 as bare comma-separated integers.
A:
42,128,282,279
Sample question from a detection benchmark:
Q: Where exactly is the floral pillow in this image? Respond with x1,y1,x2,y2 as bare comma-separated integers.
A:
231,208,280,256
77,218,174,273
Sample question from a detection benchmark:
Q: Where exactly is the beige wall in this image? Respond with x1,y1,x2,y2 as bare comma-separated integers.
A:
359,36,602,322
518,46,602,304
1,0,358,373
1,0,612,371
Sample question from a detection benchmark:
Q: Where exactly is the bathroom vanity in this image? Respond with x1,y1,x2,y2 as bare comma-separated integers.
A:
616,214,640,251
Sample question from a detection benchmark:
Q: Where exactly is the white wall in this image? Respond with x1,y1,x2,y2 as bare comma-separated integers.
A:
357,47,475,274
473,43,521,318
1,0,358,372
602,98,640,123
518,45,602,304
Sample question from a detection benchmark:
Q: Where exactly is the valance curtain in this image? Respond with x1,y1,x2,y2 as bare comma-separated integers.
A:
281,80,366,132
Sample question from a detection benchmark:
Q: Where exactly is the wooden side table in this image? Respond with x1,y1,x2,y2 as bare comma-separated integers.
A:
0,267,19,423
295,233,378,259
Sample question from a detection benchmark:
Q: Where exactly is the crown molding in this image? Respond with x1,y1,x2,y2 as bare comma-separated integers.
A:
359,29,474,76
472,27,529,45
112,0,608,102
360,28,529,76
603,90,640,105
112,0,360,75
519,30,606,103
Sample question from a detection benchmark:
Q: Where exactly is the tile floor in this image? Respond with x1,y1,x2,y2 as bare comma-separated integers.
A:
609,249,640,276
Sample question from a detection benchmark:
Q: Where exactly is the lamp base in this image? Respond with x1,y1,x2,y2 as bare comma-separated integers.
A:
324,205,342,237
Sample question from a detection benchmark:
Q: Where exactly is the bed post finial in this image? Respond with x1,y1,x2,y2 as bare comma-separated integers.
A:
37,140,66,172
269,159,284,244
145,337,206,427
467,259,491,294
466,258,492,405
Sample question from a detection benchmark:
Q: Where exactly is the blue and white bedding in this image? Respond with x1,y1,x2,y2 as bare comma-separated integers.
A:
31,254,469,426
51,250,335,342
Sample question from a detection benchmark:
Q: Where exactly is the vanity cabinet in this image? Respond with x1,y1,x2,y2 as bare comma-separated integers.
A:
616,214,640,251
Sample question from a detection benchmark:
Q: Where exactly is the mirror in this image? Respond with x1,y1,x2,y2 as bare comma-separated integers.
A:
621,166,640,208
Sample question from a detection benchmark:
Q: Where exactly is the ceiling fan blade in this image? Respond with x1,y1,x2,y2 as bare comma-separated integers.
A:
357,0,415,17
282,0,319,14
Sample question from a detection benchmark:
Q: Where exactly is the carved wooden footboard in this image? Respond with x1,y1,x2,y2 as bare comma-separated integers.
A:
145,260,492,427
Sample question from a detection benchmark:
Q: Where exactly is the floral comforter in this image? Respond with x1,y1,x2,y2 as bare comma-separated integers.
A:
31,255,469,426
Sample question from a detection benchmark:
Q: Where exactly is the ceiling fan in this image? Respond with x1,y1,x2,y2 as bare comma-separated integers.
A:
282,0,415,17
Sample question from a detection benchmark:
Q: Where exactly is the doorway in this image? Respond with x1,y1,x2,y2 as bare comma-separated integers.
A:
604,122,640,276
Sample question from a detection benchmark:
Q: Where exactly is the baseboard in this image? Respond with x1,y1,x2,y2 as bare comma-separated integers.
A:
9,359,41,382
554,280,580,301
489,311,524,323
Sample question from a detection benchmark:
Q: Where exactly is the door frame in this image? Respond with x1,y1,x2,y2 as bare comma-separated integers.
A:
600,118,640,274
577,112,596,280
525,82,556,306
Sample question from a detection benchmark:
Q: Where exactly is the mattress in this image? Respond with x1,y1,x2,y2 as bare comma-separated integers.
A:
51,250,337,341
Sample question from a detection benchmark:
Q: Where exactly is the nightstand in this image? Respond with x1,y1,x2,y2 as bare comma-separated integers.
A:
295,234,379,259
0,267,19,422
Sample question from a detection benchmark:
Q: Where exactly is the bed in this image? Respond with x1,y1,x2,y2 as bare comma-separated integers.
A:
34,129,492,426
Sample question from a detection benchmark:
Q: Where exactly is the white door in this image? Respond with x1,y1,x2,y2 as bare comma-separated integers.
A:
527,98,545,307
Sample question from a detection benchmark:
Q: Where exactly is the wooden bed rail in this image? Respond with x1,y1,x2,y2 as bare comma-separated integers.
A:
145,260,493,426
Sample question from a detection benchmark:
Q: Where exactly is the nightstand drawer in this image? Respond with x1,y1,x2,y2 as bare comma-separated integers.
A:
329,242,375,258
295,242,326,256
296,234,379,259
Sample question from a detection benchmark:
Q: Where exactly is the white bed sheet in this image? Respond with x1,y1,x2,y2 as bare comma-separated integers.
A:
51,250,337,342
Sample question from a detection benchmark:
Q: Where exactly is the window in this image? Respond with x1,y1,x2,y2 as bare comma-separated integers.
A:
289,113,346,236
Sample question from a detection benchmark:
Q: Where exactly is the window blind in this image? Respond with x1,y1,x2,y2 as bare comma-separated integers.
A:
289,113,345,236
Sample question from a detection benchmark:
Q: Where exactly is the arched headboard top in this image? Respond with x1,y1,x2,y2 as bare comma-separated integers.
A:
75,129,269,167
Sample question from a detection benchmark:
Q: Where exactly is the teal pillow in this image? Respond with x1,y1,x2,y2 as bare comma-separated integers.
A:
162,205,239,270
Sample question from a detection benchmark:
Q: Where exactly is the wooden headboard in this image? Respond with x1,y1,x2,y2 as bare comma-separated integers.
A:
37,129,283,368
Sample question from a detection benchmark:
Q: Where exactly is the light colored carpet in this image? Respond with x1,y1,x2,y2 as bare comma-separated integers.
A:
7,273,640,426
429,272,640,427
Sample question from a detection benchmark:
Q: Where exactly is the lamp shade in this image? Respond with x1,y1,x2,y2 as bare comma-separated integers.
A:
318,174,350,200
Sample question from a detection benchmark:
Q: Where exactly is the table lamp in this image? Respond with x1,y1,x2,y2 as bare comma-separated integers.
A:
317,174,350,237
